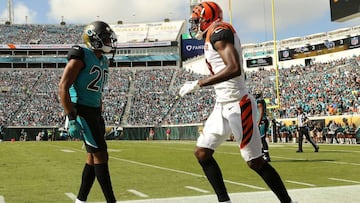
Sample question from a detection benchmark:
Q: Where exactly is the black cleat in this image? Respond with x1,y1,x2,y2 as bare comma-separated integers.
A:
296,150,303,153
314,146,319,152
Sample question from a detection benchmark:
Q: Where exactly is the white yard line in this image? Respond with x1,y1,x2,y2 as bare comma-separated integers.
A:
285,180,316,187
110,156,264,190
271,156,360,166
64,192,77,201
184,186,210,193
0,196,5,203
329,177,360,184
322,161,360,166
223,179,265,190
127,190,149,198
61,149,76,153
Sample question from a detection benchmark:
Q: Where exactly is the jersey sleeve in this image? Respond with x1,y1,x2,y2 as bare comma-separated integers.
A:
210,28,234,49
67,45,85,61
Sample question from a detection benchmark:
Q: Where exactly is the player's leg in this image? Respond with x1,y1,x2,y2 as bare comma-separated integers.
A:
195,147,230,202
304,130,319,152
196,103,231,202
76,153,95,202
260,121,271,162
247,158,293,203
79,115,116,203
229,95,293,203
92,151,116,203
297,129,304,152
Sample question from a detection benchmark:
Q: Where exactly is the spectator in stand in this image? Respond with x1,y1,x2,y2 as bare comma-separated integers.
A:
148,128,155,141
166,128,171,141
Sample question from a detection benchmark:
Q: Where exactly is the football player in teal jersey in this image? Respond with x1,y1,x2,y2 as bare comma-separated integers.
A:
59,21,117,203
255,91,271,162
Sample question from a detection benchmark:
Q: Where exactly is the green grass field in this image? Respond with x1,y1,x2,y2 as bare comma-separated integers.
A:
0,140,359,203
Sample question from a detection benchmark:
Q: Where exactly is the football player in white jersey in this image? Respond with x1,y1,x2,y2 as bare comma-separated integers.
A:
179,1,294,203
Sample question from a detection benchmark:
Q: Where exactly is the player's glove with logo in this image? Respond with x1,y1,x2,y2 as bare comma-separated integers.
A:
67,113,83,139
179,80,200,97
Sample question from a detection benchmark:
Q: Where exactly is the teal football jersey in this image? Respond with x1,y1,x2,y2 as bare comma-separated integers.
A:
256,99,267,121
69,47,109,107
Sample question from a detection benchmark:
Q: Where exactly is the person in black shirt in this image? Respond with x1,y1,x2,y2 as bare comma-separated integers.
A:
296,107,319,153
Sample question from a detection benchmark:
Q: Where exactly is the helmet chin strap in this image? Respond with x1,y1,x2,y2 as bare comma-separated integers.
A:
195,19,220,40
109,46,116,66
194,30,205,40
102,45,112,53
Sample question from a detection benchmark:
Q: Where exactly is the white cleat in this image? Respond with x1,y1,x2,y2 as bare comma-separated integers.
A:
75,198,86,203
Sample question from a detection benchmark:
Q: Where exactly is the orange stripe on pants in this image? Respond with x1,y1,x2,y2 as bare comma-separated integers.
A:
239,95,253,149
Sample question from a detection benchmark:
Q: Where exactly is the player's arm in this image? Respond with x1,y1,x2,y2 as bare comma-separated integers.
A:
58,46,85,116
198,29,241,87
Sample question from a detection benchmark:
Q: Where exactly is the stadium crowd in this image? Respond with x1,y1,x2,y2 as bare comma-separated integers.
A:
0,24,359,131
0,55,359,129
247,55,360,118
0,24,83,44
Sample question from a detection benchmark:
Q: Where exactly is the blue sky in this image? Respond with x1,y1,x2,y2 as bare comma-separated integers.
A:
0,0,359,44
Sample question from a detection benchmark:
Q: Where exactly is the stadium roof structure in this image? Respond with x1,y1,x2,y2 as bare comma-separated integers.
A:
328,27,352,36
115,54,179,62
304,32,327,40
111,20,185,44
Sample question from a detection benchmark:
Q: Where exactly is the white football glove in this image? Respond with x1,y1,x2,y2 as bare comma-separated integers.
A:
179,80,200,97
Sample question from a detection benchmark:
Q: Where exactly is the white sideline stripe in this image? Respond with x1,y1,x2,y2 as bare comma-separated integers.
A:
285,180,316,187
0,196,5,203
110,156,264,190
118,184,360,203
127,189,149,198
65,192,77,200
185,186,210,193
329,177,360,184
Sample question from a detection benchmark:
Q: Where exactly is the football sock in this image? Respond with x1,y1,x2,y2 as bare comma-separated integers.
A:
255,162,291,203
77,163,95,201
94,163,116,203
261,137,269,150
199,156,230,202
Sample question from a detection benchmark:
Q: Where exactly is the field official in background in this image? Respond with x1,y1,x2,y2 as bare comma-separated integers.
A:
296,106,319,153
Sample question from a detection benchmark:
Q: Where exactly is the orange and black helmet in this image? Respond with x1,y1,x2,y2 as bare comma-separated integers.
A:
189,1,223,39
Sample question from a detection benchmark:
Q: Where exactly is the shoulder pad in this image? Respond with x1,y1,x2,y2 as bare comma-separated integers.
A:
210,27,234,49
67,45,84,61
210,28,234,42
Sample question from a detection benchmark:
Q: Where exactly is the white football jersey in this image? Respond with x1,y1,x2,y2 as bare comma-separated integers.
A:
204,22,248,102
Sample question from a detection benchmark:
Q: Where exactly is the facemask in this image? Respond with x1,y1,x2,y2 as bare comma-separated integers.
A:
101,45,112,53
